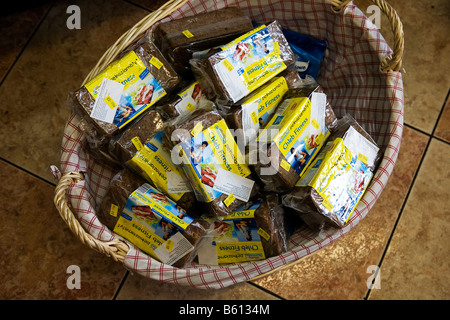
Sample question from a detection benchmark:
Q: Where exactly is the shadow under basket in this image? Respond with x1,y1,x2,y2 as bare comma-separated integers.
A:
53,0,404,289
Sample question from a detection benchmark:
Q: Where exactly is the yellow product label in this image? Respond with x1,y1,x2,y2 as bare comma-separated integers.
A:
315,132,324,145
220,24,267,50
131,136,144,151
280,159,291,172
128,133,187,202
104,96,117,109
242,41,286,93
191,122,203,137
257,228,270,241
311,118,320,130
109,204,119,217
85,51,147,99
223,194,236,207
250,111,258,125
357,152,369,164
182,30,194,38
321,198,334,211
222,59,234,72
186,102,195,111
165,239,174,252
203,119,251,177
216,241,265,264
113,214,164,260
149,56,163,69
134,191,190,230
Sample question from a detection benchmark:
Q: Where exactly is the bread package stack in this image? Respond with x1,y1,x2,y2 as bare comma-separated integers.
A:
73,34,180,146
197,193,288,265
152,7,254,78
97,169,210,268
190,20,296,105
253,85,337,192
164,107,259,218
282,114,381,230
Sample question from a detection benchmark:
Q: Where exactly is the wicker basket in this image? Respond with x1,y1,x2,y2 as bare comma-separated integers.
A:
53,0,404,289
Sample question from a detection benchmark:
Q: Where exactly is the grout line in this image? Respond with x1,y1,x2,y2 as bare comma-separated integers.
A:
112,271,130,300
364,87,450,300
122,0,152,13
0,156,57,187
0,1,55,87
247,281,287,300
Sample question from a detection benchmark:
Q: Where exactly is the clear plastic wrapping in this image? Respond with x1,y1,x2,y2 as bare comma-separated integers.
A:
197,193,287,265
163,107,259,219
108,111,196,211
282,114,381,230
97,169,210,268
151,7,254,78
190,20,296,106
73,34,181,146
253,84,338,193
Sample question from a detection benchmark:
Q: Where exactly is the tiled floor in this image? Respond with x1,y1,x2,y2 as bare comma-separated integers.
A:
0,0,448,300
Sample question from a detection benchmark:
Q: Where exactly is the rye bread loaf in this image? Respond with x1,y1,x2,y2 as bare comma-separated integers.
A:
152,7,254,78
97,169,209,268
282,114,381,230
190,20,296,105
164,107,258,218
108,111,196,211
254,85,338,193
74,36,180,146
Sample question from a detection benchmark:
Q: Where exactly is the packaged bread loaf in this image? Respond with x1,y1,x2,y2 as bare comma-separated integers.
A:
224,69,302,146
254,85,337,192
197,193,287,265
151,7,253,78
108,111,196,211
155,81,212,120
282,114,381,230
97,169,209,268
164,107,258,218
190,20,296,105
74,35,180,146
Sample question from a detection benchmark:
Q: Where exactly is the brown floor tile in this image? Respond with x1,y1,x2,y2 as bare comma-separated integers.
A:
434,97,450,143
0,159,126,299
0,3,51,81
0,0,151,183
116,273,280,300
354,0,450,134
369,138,450,300
251,126,428,299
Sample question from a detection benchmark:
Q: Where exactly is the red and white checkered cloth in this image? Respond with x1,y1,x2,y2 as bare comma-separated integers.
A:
57,0,403,289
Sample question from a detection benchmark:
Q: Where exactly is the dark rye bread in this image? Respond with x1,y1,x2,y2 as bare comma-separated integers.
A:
191,20,296,105
108,110,196,211
164,108,258,218
255,85,338,193
97,169,209,268
281,114,381,230
74,37,180,144
254,193,288,257
152,7,253,78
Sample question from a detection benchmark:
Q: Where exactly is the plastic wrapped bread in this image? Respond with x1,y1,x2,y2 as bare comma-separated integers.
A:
197,193,287,265
73,35,180,146
164,107,258,218
253,85,337,192
108,111,196,211
97,169,209,268
190,20,296,105
223,69,302,145
152,7,254,78
282,114,381,230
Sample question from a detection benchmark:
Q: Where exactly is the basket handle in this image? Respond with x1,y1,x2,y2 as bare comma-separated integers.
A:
332,0,404,72
53,171,129,262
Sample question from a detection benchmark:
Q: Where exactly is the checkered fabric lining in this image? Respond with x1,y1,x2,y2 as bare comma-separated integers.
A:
58,0,404,289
